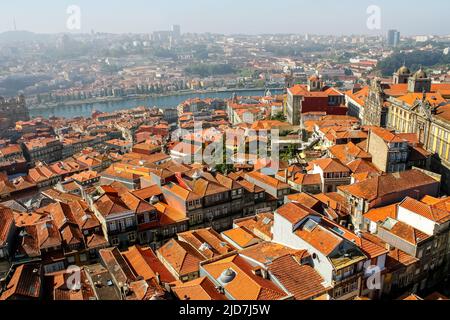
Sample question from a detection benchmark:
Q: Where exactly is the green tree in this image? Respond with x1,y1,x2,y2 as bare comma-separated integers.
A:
270,112,287,122
280,145,297,162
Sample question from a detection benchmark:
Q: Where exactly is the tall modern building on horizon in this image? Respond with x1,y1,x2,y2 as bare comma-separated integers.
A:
387,29,401,47
172,25,181,38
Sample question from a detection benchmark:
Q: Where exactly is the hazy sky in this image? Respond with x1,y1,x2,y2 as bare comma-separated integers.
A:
1,0,449,35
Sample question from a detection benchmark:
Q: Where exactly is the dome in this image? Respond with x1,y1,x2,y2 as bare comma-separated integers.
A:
414,68,427,79
397,65,410,75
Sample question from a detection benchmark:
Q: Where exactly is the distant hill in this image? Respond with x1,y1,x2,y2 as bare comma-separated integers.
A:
0,30,52,43
377,50,450,76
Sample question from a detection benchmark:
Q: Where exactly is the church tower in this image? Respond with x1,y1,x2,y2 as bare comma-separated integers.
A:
408,68,432,93
393,65,411,84
307,74,322,92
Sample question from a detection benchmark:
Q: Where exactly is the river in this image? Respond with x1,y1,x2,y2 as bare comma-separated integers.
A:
29,89,284,119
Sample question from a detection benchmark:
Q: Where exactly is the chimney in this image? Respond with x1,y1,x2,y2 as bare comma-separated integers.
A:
252,267,268,279
284,169,289,183
216,286,225,295
155,272,161,285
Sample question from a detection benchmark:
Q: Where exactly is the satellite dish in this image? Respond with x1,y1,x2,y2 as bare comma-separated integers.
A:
150,195,159,205
218,268,236,285
192,171,202,180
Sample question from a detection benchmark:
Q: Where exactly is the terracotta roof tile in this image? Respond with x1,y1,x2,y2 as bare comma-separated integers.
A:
172,277,228,300
0,205,14,247
202,254,288,300
399,197,450,224
364,204,398,223
276,202,320,225
0,264,42,300
268,255,328,300
239,242,301,266
157,239,204,277
338,170,438,202
222,227,262,249
178,228,234,259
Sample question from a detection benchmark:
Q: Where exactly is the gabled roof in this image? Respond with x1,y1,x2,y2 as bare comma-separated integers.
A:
286,193,321,210
36,220,62,249
222,227,262,249
131,185,162,201
424,292,449,301
178,228,234,259
52,269,96,300
157,239,205,277
239,242,302,267
288,84,329,97
162,182,201,202
276,202,320,226
235,212,274,240
294,221,343,256
338,170,438,202
18,225,41,257
364,203,398,223
309,158,350,173
398,293,423,301
0,264,42,300
329,142,372,165
60,224,84,246
0,205,14,247
399,197,450,224
68,200,100,230
94,193,131,217
386,248,419,270
396,92,446,108
380,218,430,245
188,177,230,197
236,179,264,193
370,127,405,144
346,159,380,174
123,245,176,284
245,171,290,190
85,233,108,249
345,86,370,106
292,173,322,186
120,191,156,214
268,255,328,300
99,247,137,285
321,218,388,259
172,277,228,300
36,202,76,230
153,202,188,226
202,254,289,300
215,173,242,190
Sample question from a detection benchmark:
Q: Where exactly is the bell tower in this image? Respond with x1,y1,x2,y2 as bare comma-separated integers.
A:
393,64,411,84
408,68,431,93
307,74,322,92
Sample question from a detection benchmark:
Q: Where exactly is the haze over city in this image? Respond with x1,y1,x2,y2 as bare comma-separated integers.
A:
1,0,450,35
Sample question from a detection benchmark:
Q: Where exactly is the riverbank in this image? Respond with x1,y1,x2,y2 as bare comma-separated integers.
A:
28,87,284,111
29,88,285,119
